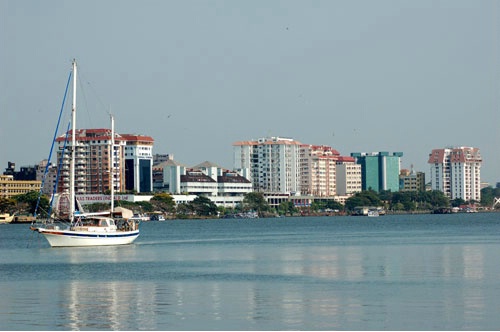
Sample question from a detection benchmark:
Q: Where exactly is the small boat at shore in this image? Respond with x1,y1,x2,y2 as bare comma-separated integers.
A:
0,213,15,224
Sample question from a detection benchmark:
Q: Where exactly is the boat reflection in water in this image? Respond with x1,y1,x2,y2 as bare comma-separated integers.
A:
47,238,490,330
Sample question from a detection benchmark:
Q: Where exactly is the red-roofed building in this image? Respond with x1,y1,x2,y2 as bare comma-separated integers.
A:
55,129,154,194
300,144,340,197
428,147,482,201
233,137,361,197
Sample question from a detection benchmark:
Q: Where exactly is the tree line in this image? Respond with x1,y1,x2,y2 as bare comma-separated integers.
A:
1,186,498,219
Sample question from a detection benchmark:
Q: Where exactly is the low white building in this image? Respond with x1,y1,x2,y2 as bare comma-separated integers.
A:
157,160,252,207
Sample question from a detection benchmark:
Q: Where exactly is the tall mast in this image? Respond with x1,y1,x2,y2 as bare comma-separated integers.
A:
70,59,77,222
110,114,115,213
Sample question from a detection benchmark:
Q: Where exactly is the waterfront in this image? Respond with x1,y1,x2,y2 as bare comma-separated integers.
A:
1,213,500,330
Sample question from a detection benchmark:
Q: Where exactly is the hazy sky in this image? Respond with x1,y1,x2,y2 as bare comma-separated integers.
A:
1,0,499,184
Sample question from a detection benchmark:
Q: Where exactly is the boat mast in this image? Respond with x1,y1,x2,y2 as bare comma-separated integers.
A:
70,59,77,223
110,114,115,214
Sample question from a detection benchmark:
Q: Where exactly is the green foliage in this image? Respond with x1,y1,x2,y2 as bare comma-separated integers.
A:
242,192,270,213
424,190,450,208
150,193,176,213
345,190,382,211
85,203,110,213
175,203,193,217
450,198,466,207
343,189,450,212
480,186,500,207
277,201,297,216
11,191,50,217
0,197,17,213
325,200,344,211
190,196,218,216
378,190,394,202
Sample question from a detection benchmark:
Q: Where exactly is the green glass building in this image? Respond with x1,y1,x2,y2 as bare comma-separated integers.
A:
350,152,403,192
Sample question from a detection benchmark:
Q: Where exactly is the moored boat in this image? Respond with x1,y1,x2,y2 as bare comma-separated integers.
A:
0,213,15,224
30,60,140,247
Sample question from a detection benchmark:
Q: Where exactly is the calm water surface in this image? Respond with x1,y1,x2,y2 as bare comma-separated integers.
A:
1,213,500,330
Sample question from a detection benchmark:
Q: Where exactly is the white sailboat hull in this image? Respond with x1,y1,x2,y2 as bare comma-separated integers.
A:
35,227,139,247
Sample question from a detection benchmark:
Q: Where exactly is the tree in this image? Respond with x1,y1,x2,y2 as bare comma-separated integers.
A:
480,186,500,207
176,203,193,216
115,200,154,213
312,199,344,212
0,197,16,213
242,192,270,213
277,201,297,216
190,196,218,216
450,198,465,208
13,191,50,217
379,190,393,202
391,191,419,211
85,202,110,213
425,190,449,208
325,200,344,211
345,190,382,211
150,193,176,213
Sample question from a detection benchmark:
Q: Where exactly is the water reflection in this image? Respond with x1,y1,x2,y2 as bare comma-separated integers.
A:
61,280,164,330
3,217,500,330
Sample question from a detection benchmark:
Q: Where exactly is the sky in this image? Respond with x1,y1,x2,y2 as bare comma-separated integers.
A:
1,0,499,184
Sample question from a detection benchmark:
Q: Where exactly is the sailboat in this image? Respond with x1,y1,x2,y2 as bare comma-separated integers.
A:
30,59,140,247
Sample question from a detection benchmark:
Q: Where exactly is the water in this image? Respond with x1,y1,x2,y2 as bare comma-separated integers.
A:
1,213,500,330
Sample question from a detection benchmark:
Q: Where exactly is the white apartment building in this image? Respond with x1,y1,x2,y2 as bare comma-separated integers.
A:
233,137,302,194
428,147,482,202
335,157,362,196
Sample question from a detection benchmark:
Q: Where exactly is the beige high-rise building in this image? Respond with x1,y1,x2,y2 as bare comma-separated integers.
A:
300,145,339,197
335,157,362,196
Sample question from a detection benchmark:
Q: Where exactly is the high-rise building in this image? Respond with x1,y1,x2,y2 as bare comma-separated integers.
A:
300,145,339,197
233,137,302,194
122,134,154,193
428,147,481,201
335,156,362,196
55,129,153,195
351,152,403,192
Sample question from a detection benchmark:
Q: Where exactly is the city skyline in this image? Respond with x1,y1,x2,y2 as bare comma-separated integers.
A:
2,0,499,184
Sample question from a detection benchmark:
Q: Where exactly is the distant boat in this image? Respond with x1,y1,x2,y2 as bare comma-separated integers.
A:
30,60,140,247
222,211,259,219
367,210,379,217
0,213,15,224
